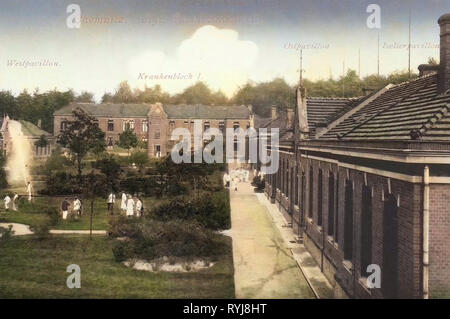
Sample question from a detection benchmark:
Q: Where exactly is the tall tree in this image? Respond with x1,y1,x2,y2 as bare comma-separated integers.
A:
57,108,106,177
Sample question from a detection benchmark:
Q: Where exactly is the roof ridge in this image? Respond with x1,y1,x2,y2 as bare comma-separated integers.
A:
390,72,437,89
340,77,435,140
411,103,450,139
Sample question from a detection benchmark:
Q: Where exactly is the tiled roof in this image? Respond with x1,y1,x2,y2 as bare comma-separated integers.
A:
306,97,362,135
318,73,450,141
162,104,251,119
19,120,52,137
54,103,151,117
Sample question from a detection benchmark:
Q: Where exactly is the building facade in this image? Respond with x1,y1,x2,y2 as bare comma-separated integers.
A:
264,14,450,299
53,102,253,160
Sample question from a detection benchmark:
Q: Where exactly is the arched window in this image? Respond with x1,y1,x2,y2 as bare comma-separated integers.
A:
317,169,323,226
360,186,372,276
309,166,314,218
343,179,353,261
383,193,399,298
328,172,335,236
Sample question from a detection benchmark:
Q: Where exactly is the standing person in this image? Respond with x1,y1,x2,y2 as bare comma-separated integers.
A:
126,195,135,217
4,194,11,211
26,181,33,202
120,192,127,213
12,194,19,211
73,197,81,217
61,198,70,220
231,178,238,192
107,191,116,215
244,170,249,183
135,197,143,217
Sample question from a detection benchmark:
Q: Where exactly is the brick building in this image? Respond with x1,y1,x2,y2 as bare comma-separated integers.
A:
264,14,450,298
53,102,253,160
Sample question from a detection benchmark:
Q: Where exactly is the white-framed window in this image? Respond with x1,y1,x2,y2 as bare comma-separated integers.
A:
142,120,148,132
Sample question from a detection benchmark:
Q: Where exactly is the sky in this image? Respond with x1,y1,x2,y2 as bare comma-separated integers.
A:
0,0,449,101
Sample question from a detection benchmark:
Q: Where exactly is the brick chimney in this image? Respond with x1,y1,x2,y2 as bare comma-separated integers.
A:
438,14,450,93
271,105,277,120
287,108,294,128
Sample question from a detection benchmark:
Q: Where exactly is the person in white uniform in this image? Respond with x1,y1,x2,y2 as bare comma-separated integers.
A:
12,194,19,211
120,192,127,213
135,197,143,217
4,195,11,211
107,192,116,215
26,181,33,202
73,198,82,217
126,195,135,217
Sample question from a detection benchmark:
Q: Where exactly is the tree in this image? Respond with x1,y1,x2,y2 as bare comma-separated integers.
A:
112,81,135,103
117,127,139,155
81,170,108,236
57,108,106,177
93,156,121,192
75,91,95,103
34,135,48,148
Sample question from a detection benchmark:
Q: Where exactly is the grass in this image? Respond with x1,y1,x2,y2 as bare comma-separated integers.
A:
0,234,235,298
0,196,164,230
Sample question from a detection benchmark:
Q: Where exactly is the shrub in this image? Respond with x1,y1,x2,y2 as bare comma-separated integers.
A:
149,190,230,230
252,175,265,193
30,222,51,240
109,218,227,262
0,225,14,242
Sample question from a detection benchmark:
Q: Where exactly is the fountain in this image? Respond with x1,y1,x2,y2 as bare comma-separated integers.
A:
3,119,33,186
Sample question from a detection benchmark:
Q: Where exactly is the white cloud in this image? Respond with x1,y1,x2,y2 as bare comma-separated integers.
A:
128,25,259,96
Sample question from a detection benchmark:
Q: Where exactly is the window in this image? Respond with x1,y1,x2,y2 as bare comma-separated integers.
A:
361,185,373,277
142,120,148,132
154,130,160,139
123,120,128,131
233,122,239,131
383,194,399,298
233,138,238,152
204,121,210,132
93,120,99,127
154,145,161,157
294,167,299,206
328,173,335,237
107,137,114,147
60,121,67,131
343,179,354,261
309,167,313,218
108,120,114,132
129,120,135,130
219,121,225,133
317,169,323,226
335,172,340,241
169,120,175,131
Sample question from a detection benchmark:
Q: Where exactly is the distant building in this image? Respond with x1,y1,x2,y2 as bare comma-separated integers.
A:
0,116,53,158
53,102,254,161
264,13,450,298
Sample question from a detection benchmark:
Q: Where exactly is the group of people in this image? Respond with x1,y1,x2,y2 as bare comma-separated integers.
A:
119,192,144,217
60,197,82,220
223,168,251,192
60,192,144,220
3,181,34,212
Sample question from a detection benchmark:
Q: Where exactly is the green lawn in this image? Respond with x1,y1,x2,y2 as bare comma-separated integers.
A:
0,234,235,298
0,196,164,230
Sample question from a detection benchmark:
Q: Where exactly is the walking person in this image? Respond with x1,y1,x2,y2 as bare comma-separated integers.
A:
231,178,238,192
107,191,116,215
61,198,70,220
126,195,135,217
135,197,143,217
73,197,81,217
4,194,11,211
12,193,19,211
120,192,127,213
26,181,33,202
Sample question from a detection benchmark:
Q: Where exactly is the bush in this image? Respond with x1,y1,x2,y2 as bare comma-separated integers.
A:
40,172,82,195
0,225,14,242
252,175,265,193
29,222,51,240
148,191,230,230
109,217,227,262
